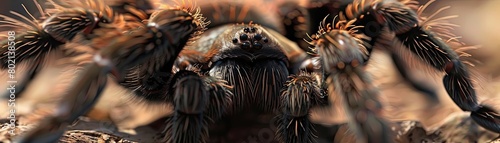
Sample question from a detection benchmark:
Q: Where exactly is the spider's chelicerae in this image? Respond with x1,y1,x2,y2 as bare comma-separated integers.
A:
1,0,499,142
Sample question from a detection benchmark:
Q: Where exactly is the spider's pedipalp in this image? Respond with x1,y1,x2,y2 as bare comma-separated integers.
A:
276,73,327,143
164,70,209,143
162,69,233,143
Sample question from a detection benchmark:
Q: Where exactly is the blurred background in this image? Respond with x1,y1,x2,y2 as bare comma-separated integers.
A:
0,0,500,142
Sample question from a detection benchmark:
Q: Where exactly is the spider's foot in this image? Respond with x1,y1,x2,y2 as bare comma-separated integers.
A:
471,106,500,133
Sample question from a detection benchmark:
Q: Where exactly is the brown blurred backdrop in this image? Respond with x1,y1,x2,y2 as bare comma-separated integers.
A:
0,0,499,136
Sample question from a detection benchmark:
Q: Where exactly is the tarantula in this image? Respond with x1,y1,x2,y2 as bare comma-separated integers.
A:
1,0,499,142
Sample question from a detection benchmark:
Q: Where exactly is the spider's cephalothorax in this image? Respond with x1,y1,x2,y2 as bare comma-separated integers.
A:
2,0,500,143
208,24,290,112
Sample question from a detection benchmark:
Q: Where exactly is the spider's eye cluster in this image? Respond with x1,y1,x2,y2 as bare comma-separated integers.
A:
231,26,270,52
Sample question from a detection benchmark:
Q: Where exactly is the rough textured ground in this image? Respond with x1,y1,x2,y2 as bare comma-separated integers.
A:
1,112,499,143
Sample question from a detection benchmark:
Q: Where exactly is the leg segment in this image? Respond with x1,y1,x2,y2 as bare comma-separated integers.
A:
276,73,327,143
357,0,500,133
15,61,109,143
396,26,500,133
0,0,117,98
1,60,41,99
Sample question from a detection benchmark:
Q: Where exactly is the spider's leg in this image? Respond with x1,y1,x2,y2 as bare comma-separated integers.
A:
0,0,116,98
396,27,500,133
313,30,392,143
276,73,327,143
1,60,41,100
15,6,207,142
117,4,208,102
162,69,232,143
358,0,500,133
0,12,62,99
14,60,109,143
343,0,440,100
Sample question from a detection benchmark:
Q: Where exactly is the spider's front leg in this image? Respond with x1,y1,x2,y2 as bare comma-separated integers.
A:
14,5,208,142
0,0,120,99
314,30,392,143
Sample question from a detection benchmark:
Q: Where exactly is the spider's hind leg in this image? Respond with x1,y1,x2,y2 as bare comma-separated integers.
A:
162,69,233,143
